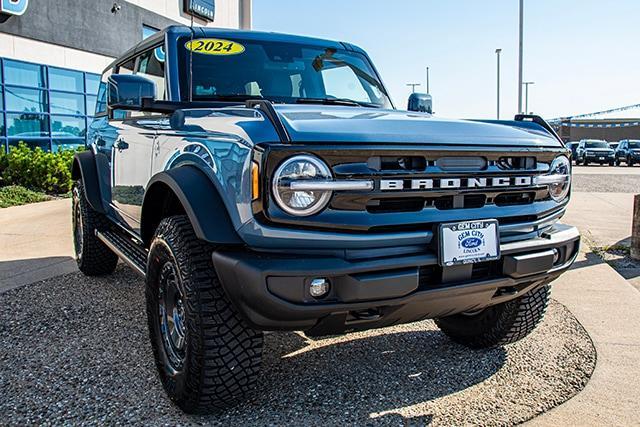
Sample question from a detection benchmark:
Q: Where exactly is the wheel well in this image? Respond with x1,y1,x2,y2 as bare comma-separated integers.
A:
141,182,186,247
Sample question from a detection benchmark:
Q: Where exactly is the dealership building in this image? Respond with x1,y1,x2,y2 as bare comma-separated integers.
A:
0,0,251,152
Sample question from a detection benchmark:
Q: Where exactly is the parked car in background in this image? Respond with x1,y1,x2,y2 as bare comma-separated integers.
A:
566,141,579,164
575,139,615,166
614,139,640,166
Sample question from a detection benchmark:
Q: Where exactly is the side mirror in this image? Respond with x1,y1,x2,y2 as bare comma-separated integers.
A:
407,93,433,114
107,74,156,111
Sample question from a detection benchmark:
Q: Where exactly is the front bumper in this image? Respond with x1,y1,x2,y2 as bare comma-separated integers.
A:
584,154,614,162
213,224,580,335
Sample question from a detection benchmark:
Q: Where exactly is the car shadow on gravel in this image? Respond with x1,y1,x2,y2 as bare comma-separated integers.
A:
218,329,507,425
0,266,511,425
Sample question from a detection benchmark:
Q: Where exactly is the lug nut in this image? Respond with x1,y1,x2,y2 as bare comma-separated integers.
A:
309,278,330,298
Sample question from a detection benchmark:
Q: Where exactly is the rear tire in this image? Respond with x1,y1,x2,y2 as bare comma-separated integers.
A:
435,284,551,348
146,215,263,413
72,180,118,276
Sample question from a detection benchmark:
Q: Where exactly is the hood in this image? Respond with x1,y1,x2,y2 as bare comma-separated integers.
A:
273,105,561,147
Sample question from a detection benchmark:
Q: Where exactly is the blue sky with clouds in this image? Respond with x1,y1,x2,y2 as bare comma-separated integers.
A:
253,0,640,120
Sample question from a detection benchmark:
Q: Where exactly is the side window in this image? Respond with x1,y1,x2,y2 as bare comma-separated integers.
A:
136,47,166,100
118,59,135,75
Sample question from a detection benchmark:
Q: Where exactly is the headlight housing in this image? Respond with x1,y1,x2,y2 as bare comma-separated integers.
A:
272,155,333,216
535,155,571,202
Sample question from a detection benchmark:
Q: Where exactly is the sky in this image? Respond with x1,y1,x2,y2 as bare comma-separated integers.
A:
252,0,640,120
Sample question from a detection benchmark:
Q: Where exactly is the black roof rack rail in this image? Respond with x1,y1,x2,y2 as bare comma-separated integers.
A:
246,100,291,143
515,114,563,144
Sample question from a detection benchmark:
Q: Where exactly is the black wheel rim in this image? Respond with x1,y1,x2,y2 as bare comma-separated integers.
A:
72,186,83,261
158,261,186,371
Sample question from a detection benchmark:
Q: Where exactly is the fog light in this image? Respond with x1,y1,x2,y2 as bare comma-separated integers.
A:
552,248,561,264
309,278,330,298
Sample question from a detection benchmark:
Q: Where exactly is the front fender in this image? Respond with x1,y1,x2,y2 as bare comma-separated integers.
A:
71,151,105,214
141,166,243,246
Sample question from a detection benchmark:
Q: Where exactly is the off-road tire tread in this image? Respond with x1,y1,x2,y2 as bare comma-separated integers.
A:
435,284,550,349
146,215,263,413
74,180,118,276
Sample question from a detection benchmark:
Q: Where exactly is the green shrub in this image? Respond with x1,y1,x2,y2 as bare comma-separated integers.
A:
0,185,51,208
0,142,81,194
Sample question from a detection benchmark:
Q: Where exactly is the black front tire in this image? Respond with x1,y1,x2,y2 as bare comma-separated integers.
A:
629,157,634,167
72,180,118,276
435,284,551,348
146,215,263,414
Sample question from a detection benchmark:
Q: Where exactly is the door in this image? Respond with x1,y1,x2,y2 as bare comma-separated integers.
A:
111,119,157,230
109,45,167,231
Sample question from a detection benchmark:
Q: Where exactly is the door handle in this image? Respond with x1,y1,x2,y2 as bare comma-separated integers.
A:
115,139,129,150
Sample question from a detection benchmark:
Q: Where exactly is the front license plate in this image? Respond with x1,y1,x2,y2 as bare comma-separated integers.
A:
439,220,500,266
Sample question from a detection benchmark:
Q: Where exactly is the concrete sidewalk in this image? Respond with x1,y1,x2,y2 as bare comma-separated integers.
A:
527,252,640,425
0,199,76,292
563,192,633,247
527,191,640,424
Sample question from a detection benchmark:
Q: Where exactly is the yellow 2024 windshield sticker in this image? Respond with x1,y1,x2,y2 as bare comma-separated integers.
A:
185,38,245,55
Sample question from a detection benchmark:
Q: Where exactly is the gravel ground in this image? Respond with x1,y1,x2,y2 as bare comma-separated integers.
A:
0,266,595,426
572,172,640,193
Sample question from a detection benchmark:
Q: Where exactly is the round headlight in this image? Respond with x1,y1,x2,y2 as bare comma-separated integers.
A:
547,155,571,202
272,155,332,216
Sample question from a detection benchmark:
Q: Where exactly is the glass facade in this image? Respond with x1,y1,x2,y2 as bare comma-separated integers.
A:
0,57,101,152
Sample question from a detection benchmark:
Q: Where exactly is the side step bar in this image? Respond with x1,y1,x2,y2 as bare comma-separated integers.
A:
96,230,147,277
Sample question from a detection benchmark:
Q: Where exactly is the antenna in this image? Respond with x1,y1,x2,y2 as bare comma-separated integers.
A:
188,14,194,102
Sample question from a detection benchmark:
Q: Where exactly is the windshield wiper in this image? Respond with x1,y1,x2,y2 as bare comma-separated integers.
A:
295,97,369,107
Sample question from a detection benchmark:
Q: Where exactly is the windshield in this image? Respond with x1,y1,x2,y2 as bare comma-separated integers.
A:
585,141,609,148
178,37,392,108
629,141,640,148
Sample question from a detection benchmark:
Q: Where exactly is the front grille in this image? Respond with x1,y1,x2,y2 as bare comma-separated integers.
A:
494,192,536,207
261,145,567,233
366,197,424,213
363,192,534,213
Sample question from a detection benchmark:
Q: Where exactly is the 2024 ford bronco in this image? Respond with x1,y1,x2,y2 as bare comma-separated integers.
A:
72,26,579,412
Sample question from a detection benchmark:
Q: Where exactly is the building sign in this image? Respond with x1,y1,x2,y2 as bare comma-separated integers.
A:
0,0,29,16
184,0,215,22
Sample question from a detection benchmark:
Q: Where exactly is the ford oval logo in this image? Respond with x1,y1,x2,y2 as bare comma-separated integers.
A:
461,237,482,249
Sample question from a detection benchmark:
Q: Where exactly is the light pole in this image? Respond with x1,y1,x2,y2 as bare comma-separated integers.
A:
495,48,502,119
518,0,524,113
523,81,535,113
406,83,421,93
426,67,430,94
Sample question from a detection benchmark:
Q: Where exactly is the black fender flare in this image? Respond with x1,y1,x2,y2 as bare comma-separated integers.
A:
140,166,243,247
71,150,106,214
